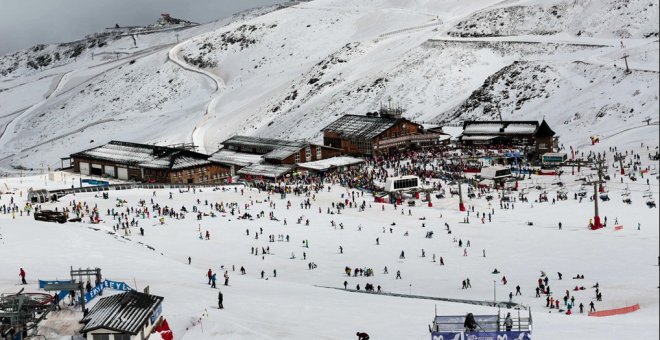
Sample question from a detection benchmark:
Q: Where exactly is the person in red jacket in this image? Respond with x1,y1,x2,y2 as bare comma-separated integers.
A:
207,269,212,285
356,332,370,340
19,268,26,285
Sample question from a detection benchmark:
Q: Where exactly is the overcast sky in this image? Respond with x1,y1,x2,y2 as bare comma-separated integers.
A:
0,0,285,56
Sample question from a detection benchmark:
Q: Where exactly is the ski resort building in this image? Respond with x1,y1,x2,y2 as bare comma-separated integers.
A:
216,135,344,181
220,135,342,165
459,120,557,158
70,141,234,184
322,112,448,156
296,156,365,175
80,290,164,340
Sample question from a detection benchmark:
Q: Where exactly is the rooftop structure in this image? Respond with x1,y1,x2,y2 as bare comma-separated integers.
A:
209,150,264,168
297,156,365,172
71,141,213,170
322,115,400,140
222,136,306,155
237,164,296,179
461,120,555,137
70,141,233,183
460,120,557,158
81,290,164,336
220,135,343,166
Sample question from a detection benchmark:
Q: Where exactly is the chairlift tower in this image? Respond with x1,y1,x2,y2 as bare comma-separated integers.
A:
586,160,607,228
622,54,632,74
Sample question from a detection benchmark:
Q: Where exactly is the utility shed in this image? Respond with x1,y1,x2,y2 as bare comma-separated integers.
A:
80,290,164,340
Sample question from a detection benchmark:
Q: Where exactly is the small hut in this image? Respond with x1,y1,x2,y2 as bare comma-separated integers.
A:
27,189,50,203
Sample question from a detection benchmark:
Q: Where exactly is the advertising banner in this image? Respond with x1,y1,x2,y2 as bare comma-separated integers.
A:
39,279,73,289
432,332,531,340
82,280,133,303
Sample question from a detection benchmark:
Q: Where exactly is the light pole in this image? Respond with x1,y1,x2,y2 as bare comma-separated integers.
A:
493,280,497,302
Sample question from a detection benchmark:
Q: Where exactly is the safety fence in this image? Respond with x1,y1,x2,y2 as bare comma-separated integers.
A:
588,304,640,317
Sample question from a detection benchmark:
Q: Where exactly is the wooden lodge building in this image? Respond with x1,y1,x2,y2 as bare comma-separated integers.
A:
220,135,342,165
70,141,234,184
459,120,557,157
322,110,449,156
218,135,343,180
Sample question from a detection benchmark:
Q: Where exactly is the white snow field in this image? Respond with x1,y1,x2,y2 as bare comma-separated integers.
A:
1,137,658,340
0,0,658,172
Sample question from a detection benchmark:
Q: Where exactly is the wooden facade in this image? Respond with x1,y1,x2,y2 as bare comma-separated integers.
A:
272,145,343,165
71,141,233,184
460,120,557,158
168,163,233,184
221,136,344,165
322,114,428,156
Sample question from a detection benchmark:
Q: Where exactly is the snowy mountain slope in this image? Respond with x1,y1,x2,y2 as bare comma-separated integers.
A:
448,0,660,39
3,51,215,170
0,0,658,172
251,39,620,142
0,5,286,171
442,60,660,146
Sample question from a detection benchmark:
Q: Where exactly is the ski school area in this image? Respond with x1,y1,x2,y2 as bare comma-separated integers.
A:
0,139,658,340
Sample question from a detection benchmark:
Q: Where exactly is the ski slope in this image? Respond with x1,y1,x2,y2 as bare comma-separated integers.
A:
0,0,657,173
0,138,658,339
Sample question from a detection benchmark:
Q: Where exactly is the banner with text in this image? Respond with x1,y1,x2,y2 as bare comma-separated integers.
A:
39,279,73,289
82,280,133,304
432,332,532,340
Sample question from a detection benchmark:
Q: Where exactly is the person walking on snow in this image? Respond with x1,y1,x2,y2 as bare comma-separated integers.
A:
218,291,224,309
211,273,217,288
19,268,26,285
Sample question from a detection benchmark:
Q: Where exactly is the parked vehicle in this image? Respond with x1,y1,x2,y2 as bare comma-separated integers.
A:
34,210,68,224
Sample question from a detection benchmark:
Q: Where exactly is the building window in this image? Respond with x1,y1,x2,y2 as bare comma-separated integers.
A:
316,146,322,159
305,146,311,161
295,153,300,163
114,335,131,340
92,335,110,340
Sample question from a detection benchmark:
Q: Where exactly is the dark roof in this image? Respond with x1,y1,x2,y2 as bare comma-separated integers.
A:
70,141,220,170
322,115,404,140
81,291,163,335
535,119,556,137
